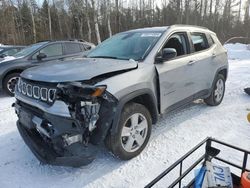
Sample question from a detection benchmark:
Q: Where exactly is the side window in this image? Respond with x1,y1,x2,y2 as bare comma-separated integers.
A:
40,44,63,57
163,33,188,57
65,43,82,54
191,33,209,52
80,44,86,51
207,34,215,47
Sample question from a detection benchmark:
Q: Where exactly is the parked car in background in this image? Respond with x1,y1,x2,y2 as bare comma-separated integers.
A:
77,40,95,50
14,25,228,167
0,40,95,96
0,45,25,59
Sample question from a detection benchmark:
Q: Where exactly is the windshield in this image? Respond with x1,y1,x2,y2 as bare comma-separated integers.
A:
87,32,163,61
13,42,47,58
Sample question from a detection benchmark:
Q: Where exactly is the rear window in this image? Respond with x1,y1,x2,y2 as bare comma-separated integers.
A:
65,43,82,54
191,33,209,52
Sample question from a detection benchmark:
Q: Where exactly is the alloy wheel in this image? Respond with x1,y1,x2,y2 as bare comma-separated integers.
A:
7,76,19,94
214,78,224,103
121,113,148,153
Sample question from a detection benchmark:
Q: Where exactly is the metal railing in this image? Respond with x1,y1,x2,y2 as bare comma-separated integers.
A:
145,137,250,188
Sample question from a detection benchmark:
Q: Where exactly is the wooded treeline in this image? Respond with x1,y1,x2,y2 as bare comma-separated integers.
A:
0,0,250,45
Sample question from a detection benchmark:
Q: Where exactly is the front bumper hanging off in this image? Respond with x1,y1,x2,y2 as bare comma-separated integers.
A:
17,121,95,167
14,101,102,167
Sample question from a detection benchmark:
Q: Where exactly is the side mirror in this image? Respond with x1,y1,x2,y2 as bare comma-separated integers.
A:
155,48,177,63
37,53,47,60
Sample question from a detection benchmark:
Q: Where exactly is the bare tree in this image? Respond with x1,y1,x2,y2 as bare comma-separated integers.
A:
91,0,101,44
0,0,249,45
209,0,213,17
84,0,91,42
48,0,52,39
107,0,112,37
29,0,37,43
115,0,119,32
184,0,190,24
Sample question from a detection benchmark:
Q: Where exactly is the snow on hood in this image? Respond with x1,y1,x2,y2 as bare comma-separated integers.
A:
0,56,18,63
224,43,250,60
21,58,138,83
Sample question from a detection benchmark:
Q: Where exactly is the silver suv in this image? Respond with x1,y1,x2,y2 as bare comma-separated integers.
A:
14,25,228,167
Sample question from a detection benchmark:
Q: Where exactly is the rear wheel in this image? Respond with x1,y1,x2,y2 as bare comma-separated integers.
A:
204,74,225,106
105,103,152,160
3,73,20,96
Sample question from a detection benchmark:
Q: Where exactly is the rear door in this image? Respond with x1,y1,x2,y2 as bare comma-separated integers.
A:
187,32,216,96
155,32,198,112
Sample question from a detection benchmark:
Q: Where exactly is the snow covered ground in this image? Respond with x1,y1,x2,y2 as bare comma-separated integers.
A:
0,44,250,188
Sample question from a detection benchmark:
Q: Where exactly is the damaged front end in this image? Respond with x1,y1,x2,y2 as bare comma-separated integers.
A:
15,81,118,167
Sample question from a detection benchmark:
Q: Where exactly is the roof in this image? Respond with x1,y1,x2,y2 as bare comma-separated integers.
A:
35,40,93,44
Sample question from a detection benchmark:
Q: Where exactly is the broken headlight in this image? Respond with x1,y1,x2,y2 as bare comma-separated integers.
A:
56,82,107,102
56,83,108,138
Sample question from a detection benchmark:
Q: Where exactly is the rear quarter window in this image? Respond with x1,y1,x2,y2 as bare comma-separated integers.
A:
207,34,215,47
191,33,209,52
65,43,82,54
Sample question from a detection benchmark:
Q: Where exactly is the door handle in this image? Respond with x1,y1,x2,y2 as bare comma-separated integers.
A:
188,60,196,65
212,53,216,58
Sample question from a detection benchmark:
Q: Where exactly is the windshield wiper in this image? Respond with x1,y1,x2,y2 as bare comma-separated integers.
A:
89,56,118,59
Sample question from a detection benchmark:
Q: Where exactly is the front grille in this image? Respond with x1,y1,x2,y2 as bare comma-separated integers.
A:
17,78,57,104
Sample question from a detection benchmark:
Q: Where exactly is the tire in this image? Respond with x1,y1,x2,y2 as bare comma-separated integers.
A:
3,73,20,96
105,103,152,160
204,74,225,106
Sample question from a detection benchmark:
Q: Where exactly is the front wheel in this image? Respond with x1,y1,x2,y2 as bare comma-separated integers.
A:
204,74,225,106
106,103,152,160
3,73,20,96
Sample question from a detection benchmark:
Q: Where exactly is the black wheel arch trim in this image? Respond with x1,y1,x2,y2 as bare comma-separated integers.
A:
109,88,158,136
206,66,228,97
2,68,24,85
215,65,228,80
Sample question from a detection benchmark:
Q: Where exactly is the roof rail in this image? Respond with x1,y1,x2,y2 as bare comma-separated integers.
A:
170,24,209,30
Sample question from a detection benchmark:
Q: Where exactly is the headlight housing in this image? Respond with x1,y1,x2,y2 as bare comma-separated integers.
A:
57,82,107,102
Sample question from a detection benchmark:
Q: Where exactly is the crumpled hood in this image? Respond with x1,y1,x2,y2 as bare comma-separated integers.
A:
21,58,138,82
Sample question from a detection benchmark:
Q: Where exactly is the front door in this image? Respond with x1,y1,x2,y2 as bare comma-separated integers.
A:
31,43,64,64
155,32,197,112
